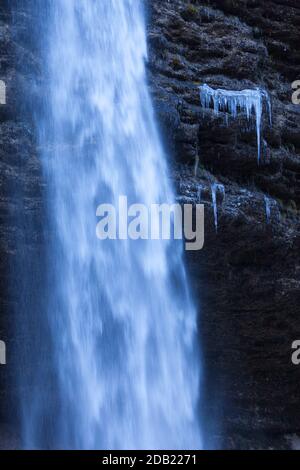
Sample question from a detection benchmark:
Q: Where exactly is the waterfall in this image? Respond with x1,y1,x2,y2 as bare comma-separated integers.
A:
21,1,202,450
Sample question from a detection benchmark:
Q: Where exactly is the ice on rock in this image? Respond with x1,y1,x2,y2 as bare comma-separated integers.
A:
197,185,202,203
200,84,272,164
264,195,272,224
211,183,225,232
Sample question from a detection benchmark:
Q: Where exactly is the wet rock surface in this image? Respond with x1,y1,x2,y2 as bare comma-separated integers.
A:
0,0,300,449
0,1,45,442
147,0,300,449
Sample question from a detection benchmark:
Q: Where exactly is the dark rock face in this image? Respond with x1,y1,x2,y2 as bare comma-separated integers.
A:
147,0,300,449
0,2,44,445
0,0,300,450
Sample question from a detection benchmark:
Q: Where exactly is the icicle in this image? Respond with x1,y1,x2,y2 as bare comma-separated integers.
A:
211,183,225,232
264,92,272,127
199,84,272,164
264,195,272,224
179,178,183,194
197,185,202,203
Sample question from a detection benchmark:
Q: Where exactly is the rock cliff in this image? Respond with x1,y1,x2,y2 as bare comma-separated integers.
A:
0,0,300,449
147,0,300,449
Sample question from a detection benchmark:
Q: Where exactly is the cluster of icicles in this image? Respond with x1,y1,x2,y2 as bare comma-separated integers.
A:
199,84,272,164
198,84,274,231
199,184,275,233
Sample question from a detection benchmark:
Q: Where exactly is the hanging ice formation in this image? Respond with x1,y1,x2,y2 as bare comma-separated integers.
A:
197,185,202,203
264,196,272,224
211,184,225,232
199,84,272,164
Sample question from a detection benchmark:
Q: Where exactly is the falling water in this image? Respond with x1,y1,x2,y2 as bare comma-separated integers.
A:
21,0,202,450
